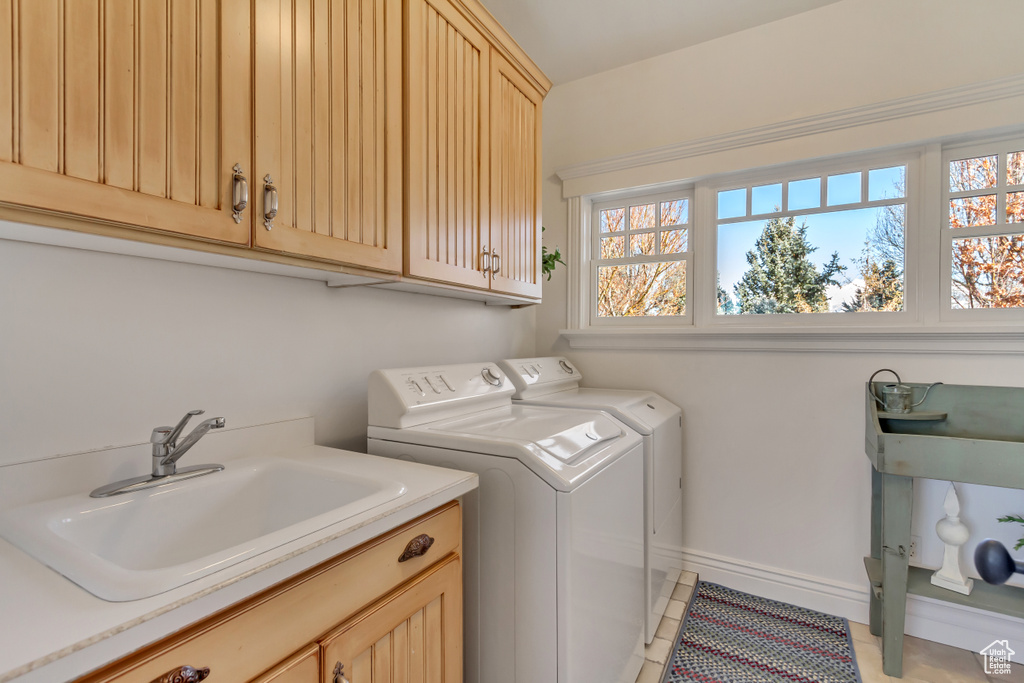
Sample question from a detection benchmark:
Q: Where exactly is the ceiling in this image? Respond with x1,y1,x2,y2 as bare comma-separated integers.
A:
479,0,841,85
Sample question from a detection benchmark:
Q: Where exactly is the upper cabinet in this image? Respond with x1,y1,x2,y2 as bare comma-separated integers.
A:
489,50,543,298
253,0,403,273
0,0,548,300
0,0,252,244
405,0,490,289
404,0,549,299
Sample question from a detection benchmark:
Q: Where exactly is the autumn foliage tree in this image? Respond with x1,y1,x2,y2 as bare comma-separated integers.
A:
597,202,687,317
950,152,1024,308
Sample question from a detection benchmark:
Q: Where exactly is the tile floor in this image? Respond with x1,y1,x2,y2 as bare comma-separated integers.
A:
634,572,1024,683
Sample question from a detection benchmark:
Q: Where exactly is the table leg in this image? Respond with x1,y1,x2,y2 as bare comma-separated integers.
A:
881,473,913,678
869,465,882,636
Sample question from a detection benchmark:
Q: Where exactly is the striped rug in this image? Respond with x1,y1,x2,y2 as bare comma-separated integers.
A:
663,582,861,683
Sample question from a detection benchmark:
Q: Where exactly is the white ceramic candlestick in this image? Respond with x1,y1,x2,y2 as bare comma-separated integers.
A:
930,482,974,595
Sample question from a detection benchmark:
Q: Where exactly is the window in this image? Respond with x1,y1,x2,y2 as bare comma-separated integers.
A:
569,131,1024,347
944,140,1024,310
714,161,907,316
591,190,691,323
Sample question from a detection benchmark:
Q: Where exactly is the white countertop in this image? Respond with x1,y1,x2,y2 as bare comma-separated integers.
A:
0,418,477,683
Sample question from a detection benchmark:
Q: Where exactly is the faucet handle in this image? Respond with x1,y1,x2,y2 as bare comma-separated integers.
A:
165,410,205,446
151,427,173,445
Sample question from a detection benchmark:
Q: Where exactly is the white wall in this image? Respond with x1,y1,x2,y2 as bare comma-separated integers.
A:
537,0,1024,650
0,238,535,467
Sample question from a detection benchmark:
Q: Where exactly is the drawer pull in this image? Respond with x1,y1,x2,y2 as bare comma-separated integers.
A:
150,665,210,683
398,533,435,562
333,661,350,683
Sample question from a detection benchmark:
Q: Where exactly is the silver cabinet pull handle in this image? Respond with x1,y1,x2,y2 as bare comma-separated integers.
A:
263,175,278,230
231,164,248,223
491,249,501,275
481,248,491,275
333,662,350,683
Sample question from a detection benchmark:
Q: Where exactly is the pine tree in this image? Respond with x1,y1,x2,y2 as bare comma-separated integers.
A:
734,216,845,314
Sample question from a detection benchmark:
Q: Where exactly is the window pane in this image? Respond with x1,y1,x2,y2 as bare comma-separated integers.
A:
597,261,686,317
949,195,997,228
1009,151,1024,186
788,178,820,211
751,183,782,215
717,206,905,315
601,235,624,259
952,235,1024,309
630,232,656,255
950,155,997,192
600,208,624,232
1010,192,1024,224
660,229,687,254
630,204,657,229
717,188,746,219
868,166,906,201
660,199,689,226
827,172,862,206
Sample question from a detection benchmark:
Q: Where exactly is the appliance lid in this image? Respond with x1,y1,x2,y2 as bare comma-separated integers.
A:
368,404,643,491
512,388,680,435
438,407,623,463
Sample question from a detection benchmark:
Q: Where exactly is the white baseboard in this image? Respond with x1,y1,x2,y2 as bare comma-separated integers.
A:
681,548,1024,654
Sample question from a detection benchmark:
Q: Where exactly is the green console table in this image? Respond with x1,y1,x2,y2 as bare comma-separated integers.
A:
865,381,1024,677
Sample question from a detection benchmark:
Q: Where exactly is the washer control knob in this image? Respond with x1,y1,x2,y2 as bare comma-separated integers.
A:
481,367,502,386
558,360,574,374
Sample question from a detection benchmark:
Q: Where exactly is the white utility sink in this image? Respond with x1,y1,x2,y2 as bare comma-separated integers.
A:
0,454,407,601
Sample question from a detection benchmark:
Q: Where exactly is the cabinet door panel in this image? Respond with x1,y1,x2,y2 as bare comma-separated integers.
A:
0,0,251,244
254,0,402,272
405,0,488,288
321,556,462,683
489,53,542,298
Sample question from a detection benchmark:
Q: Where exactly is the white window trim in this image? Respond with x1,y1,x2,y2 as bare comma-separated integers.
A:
589,188,692,327
701,149,919,328
562,138,1024,353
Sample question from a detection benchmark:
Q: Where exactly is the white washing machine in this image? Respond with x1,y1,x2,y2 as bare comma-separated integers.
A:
367,362,645,683
497,356,684,644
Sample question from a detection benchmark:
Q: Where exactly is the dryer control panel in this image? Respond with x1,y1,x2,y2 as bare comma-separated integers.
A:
497,356,582,399
369,363,514,428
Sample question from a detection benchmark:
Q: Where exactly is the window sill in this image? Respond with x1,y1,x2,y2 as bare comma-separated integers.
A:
559,326,1024,354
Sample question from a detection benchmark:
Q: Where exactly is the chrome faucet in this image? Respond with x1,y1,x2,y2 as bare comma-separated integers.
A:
90,410,226,498
151,410,226,476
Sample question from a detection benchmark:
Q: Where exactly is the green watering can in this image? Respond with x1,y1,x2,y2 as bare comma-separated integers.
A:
868,368,941,414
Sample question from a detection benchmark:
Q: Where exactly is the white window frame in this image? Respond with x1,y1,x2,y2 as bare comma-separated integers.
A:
587,186,693,327
702,150,920,328
941,135,1024,323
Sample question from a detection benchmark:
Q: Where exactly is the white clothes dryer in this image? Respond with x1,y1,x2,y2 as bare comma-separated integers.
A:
367,362,645,683
497,356,684,644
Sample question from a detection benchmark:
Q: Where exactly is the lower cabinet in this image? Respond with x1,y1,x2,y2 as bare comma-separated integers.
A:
321,558,462,683
77,502,462,683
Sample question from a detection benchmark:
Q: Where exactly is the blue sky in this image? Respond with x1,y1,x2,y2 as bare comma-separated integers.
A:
717,206,897,297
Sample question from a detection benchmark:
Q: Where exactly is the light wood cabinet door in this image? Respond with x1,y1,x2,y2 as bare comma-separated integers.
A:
321,556,462,683
488,51,543,298
0,0,251,244
405,0,490,289
253,0,402,272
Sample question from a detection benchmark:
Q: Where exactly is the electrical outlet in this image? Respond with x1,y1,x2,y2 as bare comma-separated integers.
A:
909,535,921,562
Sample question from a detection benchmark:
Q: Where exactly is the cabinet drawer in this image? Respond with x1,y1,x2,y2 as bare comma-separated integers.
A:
80,502,461,683
250,645,318,683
